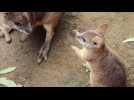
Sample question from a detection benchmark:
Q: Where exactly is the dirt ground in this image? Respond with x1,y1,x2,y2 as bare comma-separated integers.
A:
0,12,134,87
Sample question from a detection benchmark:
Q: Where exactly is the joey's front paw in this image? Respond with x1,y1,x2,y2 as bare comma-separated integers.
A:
82,64,90,72
71,45,78,51
72,30,80,35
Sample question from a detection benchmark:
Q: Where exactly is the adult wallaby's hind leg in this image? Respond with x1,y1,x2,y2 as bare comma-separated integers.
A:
37,24,54,64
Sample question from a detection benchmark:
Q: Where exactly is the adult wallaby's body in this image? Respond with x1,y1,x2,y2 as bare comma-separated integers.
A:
71,24,126,87
5,12,64,64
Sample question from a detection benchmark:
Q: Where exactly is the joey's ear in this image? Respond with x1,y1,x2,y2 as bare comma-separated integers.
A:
96,23,108,36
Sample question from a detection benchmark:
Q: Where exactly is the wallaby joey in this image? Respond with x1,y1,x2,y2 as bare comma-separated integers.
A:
71,24,126,87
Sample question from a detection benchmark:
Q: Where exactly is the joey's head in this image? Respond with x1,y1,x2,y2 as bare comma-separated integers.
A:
73,23,108,50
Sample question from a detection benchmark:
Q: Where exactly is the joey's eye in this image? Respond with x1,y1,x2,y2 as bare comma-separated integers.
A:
93,42,97,45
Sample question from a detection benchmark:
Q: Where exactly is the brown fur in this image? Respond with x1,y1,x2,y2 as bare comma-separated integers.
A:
28,12,64,64
88,46,126,87
71,24,127,87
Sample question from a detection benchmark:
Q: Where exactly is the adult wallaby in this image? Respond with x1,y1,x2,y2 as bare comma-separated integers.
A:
6,12,64,64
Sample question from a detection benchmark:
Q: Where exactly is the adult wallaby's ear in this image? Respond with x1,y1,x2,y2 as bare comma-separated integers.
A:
96,23,108,36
